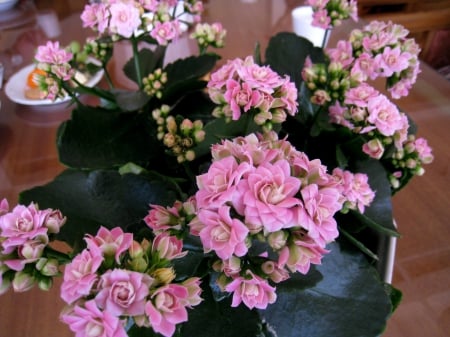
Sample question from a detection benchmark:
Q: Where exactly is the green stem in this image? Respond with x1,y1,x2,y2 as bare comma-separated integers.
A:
131,36,143,89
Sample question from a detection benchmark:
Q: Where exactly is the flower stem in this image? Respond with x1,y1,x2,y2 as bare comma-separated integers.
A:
131,37,143,89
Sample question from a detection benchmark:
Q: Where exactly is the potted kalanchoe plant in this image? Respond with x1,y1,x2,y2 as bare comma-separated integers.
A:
0,1,434,337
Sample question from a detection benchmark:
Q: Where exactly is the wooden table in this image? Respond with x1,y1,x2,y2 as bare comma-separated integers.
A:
0,1,449,336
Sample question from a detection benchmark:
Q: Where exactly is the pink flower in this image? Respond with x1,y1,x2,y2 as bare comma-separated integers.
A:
43,209,66,234
0,198,9,215
61,245,104,304
225,270,276,309
198,206,249,260
151,20,182,46
312,9,331,29
85,227,133,264
241,160,301,232
367,94,403,136
414,137,434,164
109,2,141,38
152,233,187,260
0,203,48,254
181,277,203,307
300,184,341,245
376,46,411,77
95,269,153,316
61,300,128,337
144,203,181,234
145,284,190,337
362,138,385,159
278,231,328,274
196,156,251,209
80,3,110,34
326,40,354,68
236,59,284,93
344,83,379,107
35,41,73,65
224,79,261,120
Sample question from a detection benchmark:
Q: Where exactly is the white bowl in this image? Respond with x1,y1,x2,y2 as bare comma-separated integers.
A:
0,0,19,12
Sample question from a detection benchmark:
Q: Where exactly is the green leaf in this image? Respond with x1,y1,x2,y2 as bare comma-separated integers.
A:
123,47,165,84
258,241,393,337
19,169,177,250
57,105,159,169
265,32,326,89
179,280,263,337
162,54,220,102
112,89,151,112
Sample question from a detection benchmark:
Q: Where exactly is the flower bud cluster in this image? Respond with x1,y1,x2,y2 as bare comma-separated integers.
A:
207,56,298,132
388,135,434,188
190,22,227,53
302,57,353,104
307,0,358,29
0,199,66,294
143,68,167,98
83,37,113,64
152,105,206,163
60,226,202,337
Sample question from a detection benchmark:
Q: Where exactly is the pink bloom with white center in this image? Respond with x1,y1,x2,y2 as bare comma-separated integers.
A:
196,156,251,209
35,41,73,65
376,46,411,77
312,9,331,29
366,94,403,136
326,40,354,68
241,160,301,232
362,138,385,159
109,2,141,38
198,206,249,260
80,3,110,34
332,168,375,213
351,52,379,81
61,245,104,304
61,300,128,337
237,59,284,93
152,232,187,260
278,231,327,274
414,137,434,164
328,101,354,129
344,83,379,107
225,270,276,309
150,20,182,46
181,277,203,307
278,79,299,116
144,204,181,234
207,58,242,89
95,269,153,316
145,284,190,337
300,184,341,245
224,79,261,120
85,226,133,264
389,78,412,99
0,203,48,254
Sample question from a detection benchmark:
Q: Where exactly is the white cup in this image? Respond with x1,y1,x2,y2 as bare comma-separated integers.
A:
291,6,329,48
36,10,62,39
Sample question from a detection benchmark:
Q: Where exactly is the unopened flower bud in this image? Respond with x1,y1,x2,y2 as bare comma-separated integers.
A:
12,271,35,292
36,258,60,276
38,277,53,291
267,230,288,250
152,267,176,285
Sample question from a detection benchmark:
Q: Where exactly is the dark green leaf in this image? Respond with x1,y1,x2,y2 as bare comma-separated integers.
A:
258,241,393,337
123,47,165,84
57,105,159,169
19,169,177,250
112,89,151,112
265,32,325,89
162,54,220,102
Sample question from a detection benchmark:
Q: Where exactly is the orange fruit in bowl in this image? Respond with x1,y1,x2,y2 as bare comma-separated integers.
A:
26,68,47,88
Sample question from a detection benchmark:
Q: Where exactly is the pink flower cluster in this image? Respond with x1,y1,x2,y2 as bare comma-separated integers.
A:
307,0,358,29
0,199,66,294
81,0,204,44
34,41,75,100
329,82,409,159
344,20,420,99
60,226,202,337
207,56,298,129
